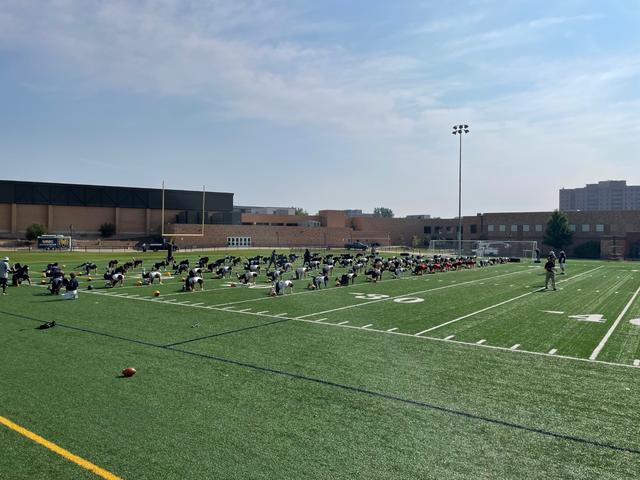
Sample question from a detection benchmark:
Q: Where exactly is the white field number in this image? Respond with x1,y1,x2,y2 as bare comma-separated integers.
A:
568,314,605,323
349,293,424,304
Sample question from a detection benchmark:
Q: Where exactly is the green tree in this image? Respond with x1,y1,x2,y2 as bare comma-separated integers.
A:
294,208,309,216
25,223,47,241
99,222,116,238
373,207,394,218
543,210,573,249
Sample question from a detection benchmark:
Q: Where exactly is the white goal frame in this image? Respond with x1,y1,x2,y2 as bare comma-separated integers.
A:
428,239,538,261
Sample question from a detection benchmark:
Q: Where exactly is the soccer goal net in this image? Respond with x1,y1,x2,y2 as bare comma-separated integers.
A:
428,240,538,262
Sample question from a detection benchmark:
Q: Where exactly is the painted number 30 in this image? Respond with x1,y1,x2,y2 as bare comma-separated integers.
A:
350,293,424,304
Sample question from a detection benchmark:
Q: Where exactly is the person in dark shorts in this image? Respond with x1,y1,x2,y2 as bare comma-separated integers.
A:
558,250,567,274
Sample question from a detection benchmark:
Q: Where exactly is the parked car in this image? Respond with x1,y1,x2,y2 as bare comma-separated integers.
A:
140,239,179,252
345,241,368,251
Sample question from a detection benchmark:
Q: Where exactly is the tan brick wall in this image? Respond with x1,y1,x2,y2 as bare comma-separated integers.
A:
119,208,147,234
50,206,115,233
16,204,47,231
319,210,348,228
352,217,429,244
166,223,352,248
0,204,10,232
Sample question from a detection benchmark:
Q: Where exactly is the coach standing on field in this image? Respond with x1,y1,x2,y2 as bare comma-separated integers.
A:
0,256,9,295
544,256,556,291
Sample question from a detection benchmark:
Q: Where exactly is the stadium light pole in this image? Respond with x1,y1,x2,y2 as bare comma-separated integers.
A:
452,124,469,255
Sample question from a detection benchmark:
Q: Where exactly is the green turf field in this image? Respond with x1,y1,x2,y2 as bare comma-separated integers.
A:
1,250,640,479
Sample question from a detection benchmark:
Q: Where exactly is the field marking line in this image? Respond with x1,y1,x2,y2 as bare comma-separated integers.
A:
476,339,486,345
387,327,398,332
315,318,328,322
589,283,640,360
362,324,373,329
296,268,534,320
160,285,232,297
510,344,520,350
634,360,640,367
78,265,640,369
548,349,558,355
415,266,603,336
444,335,455,340
201,264,527,309
0,415,121,480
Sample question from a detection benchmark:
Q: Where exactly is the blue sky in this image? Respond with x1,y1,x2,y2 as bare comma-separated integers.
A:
1,0,639,217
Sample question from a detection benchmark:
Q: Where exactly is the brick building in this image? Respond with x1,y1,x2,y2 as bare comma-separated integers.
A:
3,179,640,258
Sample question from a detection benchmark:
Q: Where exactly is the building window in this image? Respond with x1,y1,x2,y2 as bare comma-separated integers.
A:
424,226,432,234
511,225,518,232
488,225,494,232
596,224,604,232
470,224,477,234
499,225,506,232
535,224,543,232
227,236,252,247
569,224,576,232
523,225,530,232
582,224,590,232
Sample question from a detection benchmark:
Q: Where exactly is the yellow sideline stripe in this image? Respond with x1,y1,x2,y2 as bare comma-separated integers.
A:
0,415,122,480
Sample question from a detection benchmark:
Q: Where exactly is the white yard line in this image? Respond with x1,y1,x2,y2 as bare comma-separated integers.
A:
362,324,373,329
444,335,455,340
476,339,486,345
510,344,520,350
415,266,603,336
589,283,640,360
237,308,252,312
202,264,528,309
548,348,558,355
634,360,640,367
296,268,533,320
387,327,398,332
315,318,328,323
80,279,640,370
160,285,232,297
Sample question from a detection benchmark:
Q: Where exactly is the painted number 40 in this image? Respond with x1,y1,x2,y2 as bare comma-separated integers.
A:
349,293,424,304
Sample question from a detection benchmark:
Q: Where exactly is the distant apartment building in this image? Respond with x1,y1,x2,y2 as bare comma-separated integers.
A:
560,180,640,211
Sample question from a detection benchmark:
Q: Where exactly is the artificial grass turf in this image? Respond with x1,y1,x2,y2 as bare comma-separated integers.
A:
2,252,640,478
2,311,639,479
